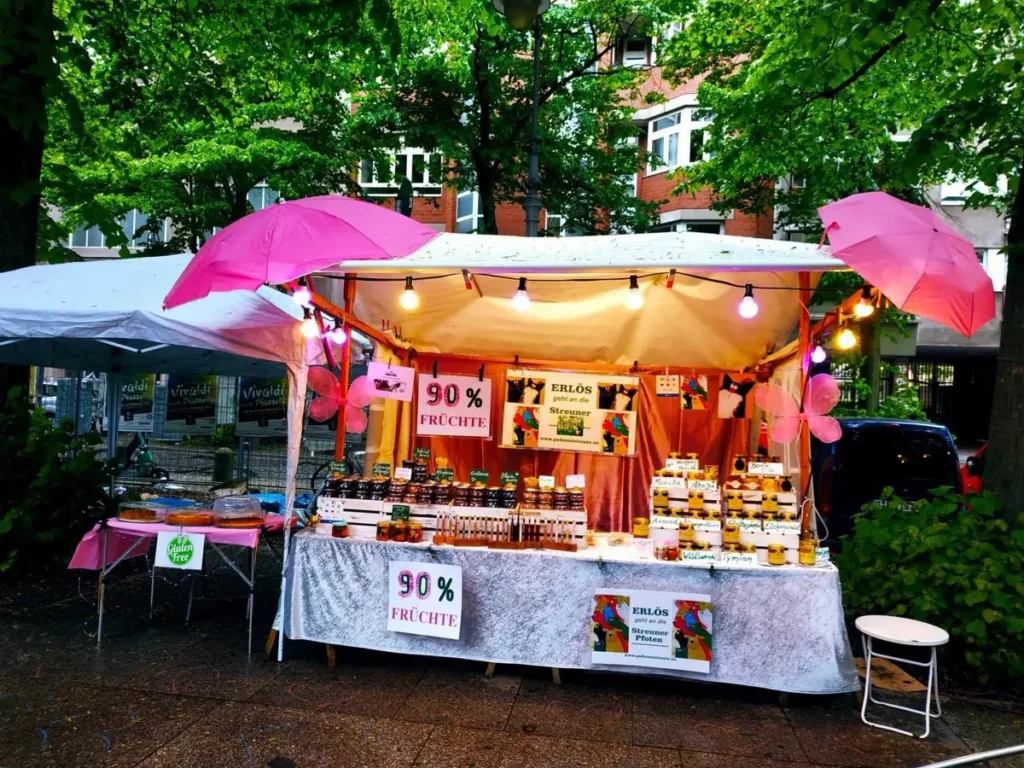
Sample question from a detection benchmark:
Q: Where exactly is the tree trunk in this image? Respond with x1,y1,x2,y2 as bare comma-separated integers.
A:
0,0,54,396
983,166,1024,514
861,317,881,414
477,165,499,235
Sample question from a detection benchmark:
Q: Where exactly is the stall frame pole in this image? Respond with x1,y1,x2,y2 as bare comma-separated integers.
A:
797,271,812,502
334,273,357,463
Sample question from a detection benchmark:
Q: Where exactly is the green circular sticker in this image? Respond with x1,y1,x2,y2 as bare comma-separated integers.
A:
167,534,195,566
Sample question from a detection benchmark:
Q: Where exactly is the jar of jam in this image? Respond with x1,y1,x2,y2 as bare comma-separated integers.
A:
371,478,389,500
569,488,585,511
687,490,704,513
798,537,818,566
686,471,702,482
435,481,453,506
332,522,349,538
667,451,682,460
452,482,470,506
722,522,741,545
704,466,719,481
677,521,695,544
780,509,799,522
654,468,669,478
692,540,711,551
721,542,738,553
469,482,486,507
522,488,539,508
740,542,757,554
326,472,343,497
375,521,391,541
423,481,438,504
483,486,501,508
500,483,518,509
767,543,786,565
537,488,554,510
632,517,649,538
685,452,699,461
679,541,694,551
553,487,569,510
354,478,372,500
390,520,408,543
387,480,406,502
408,522,424,544
762,509,779,522
762,492,779,513
742,505,761,520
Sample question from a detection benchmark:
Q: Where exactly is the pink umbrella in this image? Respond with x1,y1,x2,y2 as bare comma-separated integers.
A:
163,195,440,309
818,191,996,336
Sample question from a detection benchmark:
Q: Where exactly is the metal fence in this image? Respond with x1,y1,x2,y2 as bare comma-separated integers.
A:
35,367,368,496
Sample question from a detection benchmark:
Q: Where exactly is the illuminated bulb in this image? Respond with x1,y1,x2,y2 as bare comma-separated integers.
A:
854,286,875,318
301,313,319,339
811,344,827,364
836,327,858,350
625,275,644,310
511,277,531,312
329,324,347,345
738,283,759,319
399,276,419,311
292,280,312,307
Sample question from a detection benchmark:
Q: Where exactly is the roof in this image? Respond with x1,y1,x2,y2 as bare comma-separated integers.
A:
320,230,845,275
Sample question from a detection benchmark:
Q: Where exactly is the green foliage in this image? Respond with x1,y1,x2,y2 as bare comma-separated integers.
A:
42,0,398,258
832,354,929,420
0,389,115,574
354,0,669,234
181,423,236,449
836,488,1024,690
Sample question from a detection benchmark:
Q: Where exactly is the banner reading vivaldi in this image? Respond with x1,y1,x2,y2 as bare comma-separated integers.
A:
500,370,639,456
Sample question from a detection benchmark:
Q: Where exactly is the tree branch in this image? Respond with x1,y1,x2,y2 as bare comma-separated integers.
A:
815,0,943,100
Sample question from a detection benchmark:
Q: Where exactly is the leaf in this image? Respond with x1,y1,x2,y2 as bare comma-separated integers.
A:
982,609,1000,624
965,619,987,639
964,590,987,606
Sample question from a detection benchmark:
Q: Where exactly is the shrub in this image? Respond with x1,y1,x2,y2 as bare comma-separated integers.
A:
0,390,115,574
835,487,1024,691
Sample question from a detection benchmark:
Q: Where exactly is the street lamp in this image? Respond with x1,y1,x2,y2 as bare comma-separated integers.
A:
492,0,551,237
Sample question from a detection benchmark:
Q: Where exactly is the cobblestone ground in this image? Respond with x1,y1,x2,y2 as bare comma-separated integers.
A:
2,551,1021,768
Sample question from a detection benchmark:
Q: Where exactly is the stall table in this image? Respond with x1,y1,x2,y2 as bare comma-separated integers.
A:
281,532,859,694
70,515,288,654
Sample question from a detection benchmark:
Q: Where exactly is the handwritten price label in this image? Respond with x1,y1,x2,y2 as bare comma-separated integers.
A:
387,561,463,640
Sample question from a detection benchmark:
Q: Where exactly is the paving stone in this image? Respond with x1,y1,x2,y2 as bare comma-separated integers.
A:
506,677,632,745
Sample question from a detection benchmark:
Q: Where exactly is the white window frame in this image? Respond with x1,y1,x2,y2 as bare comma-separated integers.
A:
455,190,483,233
620,36,651,68
68,223,105,249
646,105,711,176
120,209,171,249
360,147,443,197
247,181,281,212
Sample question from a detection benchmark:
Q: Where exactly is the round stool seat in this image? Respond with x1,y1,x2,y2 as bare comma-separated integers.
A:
856,615,949,647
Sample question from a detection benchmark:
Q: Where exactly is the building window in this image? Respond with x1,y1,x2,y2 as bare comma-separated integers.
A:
360,148,443,197
616,36,651,68
941,179,970,205
682,221,723,235
69,223,105,248
248,182,280,211
120,209,170,248
647,106,711,174
455,191,484,233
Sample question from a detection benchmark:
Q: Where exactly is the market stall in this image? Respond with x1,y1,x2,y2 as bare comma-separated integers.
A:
0,255,324,649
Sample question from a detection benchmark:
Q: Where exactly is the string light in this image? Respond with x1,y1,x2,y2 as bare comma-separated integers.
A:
292,278,312,307
854,286,875,318
329,322,347,345
399,276,419,311
300,309,319,339
511,277,531,312
625,275,644,310
836,326,858,350
738,284,759,319
811,342,827,364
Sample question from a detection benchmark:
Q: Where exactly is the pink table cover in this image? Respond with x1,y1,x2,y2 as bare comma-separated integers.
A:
68,515,286,571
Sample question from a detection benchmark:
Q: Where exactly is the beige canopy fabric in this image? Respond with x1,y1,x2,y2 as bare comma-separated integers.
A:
318,231,844,370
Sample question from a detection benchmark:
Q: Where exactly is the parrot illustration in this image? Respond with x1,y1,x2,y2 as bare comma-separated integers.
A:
602,413,630,437
512,407,540,446
674,602,712,661
592,596,629,651
682,376,709,410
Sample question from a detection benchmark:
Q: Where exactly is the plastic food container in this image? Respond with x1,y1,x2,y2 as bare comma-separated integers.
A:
212,496,265,528
117,501,167,524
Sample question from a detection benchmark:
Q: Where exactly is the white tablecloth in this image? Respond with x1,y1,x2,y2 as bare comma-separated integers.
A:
282,533,858,694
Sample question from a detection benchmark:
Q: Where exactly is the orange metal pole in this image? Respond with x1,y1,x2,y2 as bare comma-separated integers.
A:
798,271,812,497
334,273,357,463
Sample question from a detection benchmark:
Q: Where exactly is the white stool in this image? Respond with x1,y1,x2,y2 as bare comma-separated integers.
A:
856,615,949,739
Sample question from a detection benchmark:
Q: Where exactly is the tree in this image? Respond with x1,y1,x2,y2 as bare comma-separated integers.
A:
352,0,670,234
42,0,398,257
659,0,1024,511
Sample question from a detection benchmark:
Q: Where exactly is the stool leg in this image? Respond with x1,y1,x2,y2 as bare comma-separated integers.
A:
930,648,942,718
860,635,874,727
921,648,935,739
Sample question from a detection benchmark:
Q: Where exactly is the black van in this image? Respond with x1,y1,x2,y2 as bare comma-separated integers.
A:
812,418,961,549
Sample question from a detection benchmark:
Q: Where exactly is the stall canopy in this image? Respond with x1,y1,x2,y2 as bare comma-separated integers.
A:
0,254,321,377
320,231,847,369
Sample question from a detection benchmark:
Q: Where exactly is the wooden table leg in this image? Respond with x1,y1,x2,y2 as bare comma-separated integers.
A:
264,628,278,660
484,662,496,678
551,668,562,686
325,644,336,668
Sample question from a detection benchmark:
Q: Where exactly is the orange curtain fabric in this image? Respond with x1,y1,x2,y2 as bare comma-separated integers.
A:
408,353,750,532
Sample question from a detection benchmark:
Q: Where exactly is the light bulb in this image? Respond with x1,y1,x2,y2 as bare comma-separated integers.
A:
738,284,759,319
511,277,531,312
836,327,858,350
329,325,347,345
399,276,419,311
301,314,319,339
811,344,827,364
625,275,644,310
292,282,312,307
854,286,875,318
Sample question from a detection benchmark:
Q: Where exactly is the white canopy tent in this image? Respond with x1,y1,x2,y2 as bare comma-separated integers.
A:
320,231,846,369
0,254,324,517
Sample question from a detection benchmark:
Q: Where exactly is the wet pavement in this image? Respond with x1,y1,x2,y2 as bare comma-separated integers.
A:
1,552,1021,767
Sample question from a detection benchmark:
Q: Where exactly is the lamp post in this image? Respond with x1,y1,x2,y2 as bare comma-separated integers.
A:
492,0,551,237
